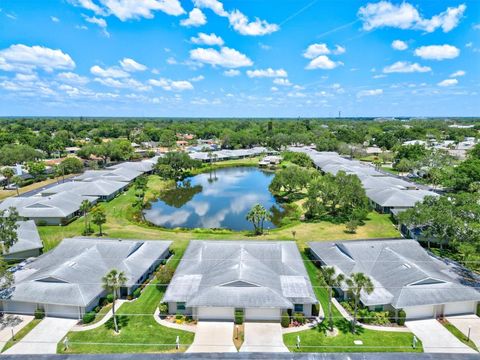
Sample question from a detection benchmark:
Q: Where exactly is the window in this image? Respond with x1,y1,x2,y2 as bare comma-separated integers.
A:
294,304,303,312
177,302,186,311
374,305,383,312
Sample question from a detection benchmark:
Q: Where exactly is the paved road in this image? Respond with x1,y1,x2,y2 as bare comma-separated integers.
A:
406,319,477,354
447,315,480,350
186,321,237,353
18,178,75,198
3,317,77,354
240,322,289,353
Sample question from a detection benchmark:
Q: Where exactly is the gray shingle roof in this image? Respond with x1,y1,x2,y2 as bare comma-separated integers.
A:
4,220,42,256
366,188,438,208
74,167,142,182
2,238,171,307
164,240,317,309
309,239,480,308
41,180,127,198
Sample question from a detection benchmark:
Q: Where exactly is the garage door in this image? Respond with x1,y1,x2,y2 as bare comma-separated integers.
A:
197,307,234,320
245,308,281,321
404,305,435,319
3,301,37,315
46,304,79,319
445,301,476,316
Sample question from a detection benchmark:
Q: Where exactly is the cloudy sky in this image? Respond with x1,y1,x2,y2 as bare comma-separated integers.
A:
0,0,479,117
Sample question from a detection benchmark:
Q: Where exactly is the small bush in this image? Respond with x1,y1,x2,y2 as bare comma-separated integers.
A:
293,312,306,325
82,311,96,324
34,309,45,319
37,220,48,226
234,310,244,325
397,309,406,326
133,288,141,298
94,306,101,313
99,297,108,307
158,303,168,314
106,294,114,303
281,311,290,328
175,313,183,320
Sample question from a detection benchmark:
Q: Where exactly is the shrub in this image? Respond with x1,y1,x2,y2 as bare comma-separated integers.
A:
99,297,108,307
36,220,48,226
234,310,244,325
94,306,100,313
133,288,141,298
397,309,406,326
293,312,306,325
106,294,114,303
175,313,183,320
82,311,96,324
158,303,168,314
281,311,290,328
34,309,45,319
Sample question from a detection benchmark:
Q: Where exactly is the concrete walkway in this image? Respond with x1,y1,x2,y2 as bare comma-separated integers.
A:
70,300,126,332
153,308,196,333
0,315,34,351
406,319,477,353
4,317,77,354
447,314,480,350
186,321,237,353
240,322,289,353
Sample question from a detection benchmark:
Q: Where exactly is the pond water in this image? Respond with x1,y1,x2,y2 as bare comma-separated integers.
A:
143,167,285,231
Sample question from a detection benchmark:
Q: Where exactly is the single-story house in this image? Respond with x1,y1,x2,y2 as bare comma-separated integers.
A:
107,158,158,174
40,180,127,201
2,220,43,261
0,238,171,319
163,240,317,321
0,191,98,225
74,167,142,182
366,188,439,214
309,239,480,320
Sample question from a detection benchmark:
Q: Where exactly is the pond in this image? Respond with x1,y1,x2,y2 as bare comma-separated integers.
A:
143,167,286,231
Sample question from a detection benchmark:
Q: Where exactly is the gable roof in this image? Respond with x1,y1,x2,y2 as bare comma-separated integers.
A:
3,220,42,256
366,188,438,208
309,239,480,308
2,238,171,307
40,180,127,198
164,240,316,309
74,167,142,182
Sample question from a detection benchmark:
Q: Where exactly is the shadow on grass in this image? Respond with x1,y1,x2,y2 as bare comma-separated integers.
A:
104,315,130,331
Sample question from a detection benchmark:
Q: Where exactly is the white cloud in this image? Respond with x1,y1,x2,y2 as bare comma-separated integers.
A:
270,86,278,92
333,45,346,55
273,78,292,86
358,2,466,33
392,40,408,50
227,10,278,36
191,32,224,46
166,57,177,65
450,70,465,77
303,43,330,58
223,69,240,77
95,76,150,91
414,44,460,60
357,89,383,97
180,8,206,27
57,72,89,85
71,0,185,21
438,78,458,87
0,44,75,73
51,16,60,22
246,68,287,78
148,78,193,91
120,58,147,72
90,64,129,78
193,0,228,17
83,15,109,37
189,75,205,82
305,55,341,70
190,47,253,68
383,61,431,73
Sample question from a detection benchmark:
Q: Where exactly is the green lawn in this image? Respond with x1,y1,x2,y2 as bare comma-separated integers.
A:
442,321,478,351
2,319,42,352
283,252,423,353
58,250,194,354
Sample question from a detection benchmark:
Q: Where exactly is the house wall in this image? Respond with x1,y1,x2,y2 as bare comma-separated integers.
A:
4,248,41,261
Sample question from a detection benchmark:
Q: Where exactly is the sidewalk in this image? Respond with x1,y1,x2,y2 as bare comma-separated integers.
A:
70,300,127,332
153,308,196,333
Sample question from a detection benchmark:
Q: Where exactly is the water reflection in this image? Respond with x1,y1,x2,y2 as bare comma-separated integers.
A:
143,167,284,230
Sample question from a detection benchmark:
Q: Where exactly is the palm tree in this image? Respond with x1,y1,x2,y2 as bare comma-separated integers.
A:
345,272,374,333
92,208,107,236
245,204,272,235
102,269,127,333
11,175,22,196
80,200,91,234
1,168,14,189
323,266,345,332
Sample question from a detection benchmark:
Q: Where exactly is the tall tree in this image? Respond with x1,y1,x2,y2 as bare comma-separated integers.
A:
323,266,345,332
1,168,14,189
0,208,19,290
102,269,127,333
92,208,107,236
245,204,271,235
346,272,374,333
80,200,91,234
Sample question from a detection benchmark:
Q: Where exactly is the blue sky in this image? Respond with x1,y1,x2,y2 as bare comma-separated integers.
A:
0,0,478,117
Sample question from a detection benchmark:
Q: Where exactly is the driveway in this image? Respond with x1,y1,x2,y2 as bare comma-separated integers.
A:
186,321,237,353
3,317,77,354
406,319,477,353
240,322,289,353
447,314,480,349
